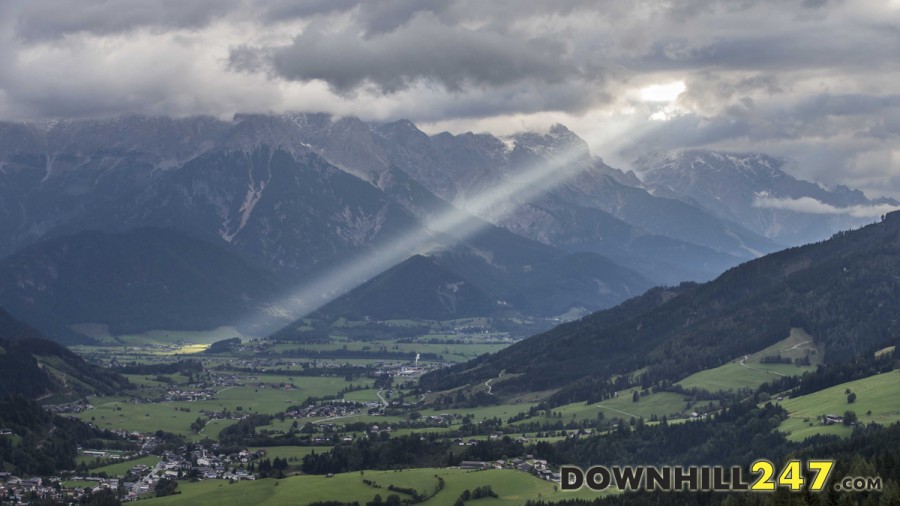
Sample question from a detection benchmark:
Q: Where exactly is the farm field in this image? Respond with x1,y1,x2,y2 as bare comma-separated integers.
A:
246,446,331,462
593,390,690,421
676,328,821,392
144,468,613,506
421,403,540,423
89,455,162,477
271,340,511,363
73,398,215,436
776,369,900,441
506,389,693,428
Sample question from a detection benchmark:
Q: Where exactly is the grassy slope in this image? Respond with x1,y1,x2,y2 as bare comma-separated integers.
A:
776,369,900,441
246,446,331,462
676,328,821,392
144,468,611,506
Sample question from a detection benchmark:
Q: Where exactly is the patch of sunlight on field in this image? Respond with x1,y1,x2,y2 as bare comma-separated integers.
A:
170,344,209,354
117,327,251,346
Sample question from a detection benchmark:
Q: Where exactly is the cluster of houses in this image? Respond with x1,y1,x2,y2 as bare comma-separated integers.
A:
451,325,517,341
44,400,94,415
0,437,291,503
227,357,357,370
458,456,562,482
285,400,364,419
111,448,261,501
197,408,253,422
209,373,245,387
1,473,63,503
1,472,131,503
378,360,449,378
165,388,217,402
166,448,262,482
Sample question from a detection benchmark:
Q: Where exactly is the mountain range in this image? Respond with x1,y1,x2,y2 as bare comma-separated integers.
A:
0,114,894,341
420,211,900,398
635,150,898,245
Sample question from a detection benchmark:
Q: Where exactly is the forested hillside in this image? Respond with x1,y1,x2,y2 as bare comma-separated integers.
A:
422,212,900,397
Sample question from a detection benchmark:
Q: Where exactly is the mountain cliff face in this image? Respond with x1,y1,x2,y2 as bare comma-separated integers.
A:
0,115,662,339
368,122,780,282
634,150,898,245
421,211,900,397
0,114,891,341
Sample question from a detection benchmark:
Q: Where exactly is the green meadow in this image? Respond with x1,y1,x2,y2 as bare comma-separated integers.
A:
273,340,509,363
74,375,369,437
776,369,900,441
89,455,161,476
246,446,332,462
144,468,612,506
676,328,821,392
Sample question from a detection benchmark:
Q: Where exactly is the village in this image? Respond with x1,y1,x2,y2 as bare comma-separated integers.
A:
0,435,564,504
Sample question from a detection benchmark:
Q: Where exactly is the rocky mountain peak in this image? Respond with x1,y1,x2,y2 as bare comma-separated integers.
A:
511,123,591,162
634,148,899,244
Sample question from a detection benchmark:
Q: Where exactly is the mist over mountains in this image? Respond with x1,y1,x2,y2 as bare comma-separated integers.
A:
635,150,899,246
0,113,892,342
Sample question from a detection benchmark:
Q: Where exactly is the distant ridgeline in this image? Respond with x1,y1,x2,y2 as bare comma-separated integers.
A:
421,212,900,400
3,115,894,343
0,395,124,476
0,307,135,477
0,307,130,398
0,228,284,344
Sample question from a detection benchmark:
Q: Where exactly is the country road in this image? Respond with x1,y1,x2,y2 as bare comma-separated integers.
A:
739,355,786,377
783,340,812,352
485,370,504,395
595,404,640,418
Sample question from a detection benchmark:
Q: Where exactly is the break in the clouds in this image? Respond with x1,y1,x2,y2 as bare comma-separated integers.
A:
1,0,899,197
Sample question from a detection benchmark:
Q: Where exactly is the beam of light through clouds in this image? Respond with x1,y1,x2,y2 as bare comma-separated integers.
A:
0,1,897,335
244,142,590,333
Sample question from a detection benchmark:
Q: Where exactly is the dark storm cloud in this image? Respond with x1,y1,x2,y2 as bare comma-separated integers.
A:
254,14,583,94
794,94,900,118
0,0,899,195
399,80,610,123
13,0,240,40
355,0,451,35
638,32,899,72
233,0,620,95
260,0,360,23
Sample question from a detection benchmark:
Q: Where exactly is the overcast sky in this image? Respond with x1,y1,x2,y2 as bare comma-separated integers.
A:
1,0,899,197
